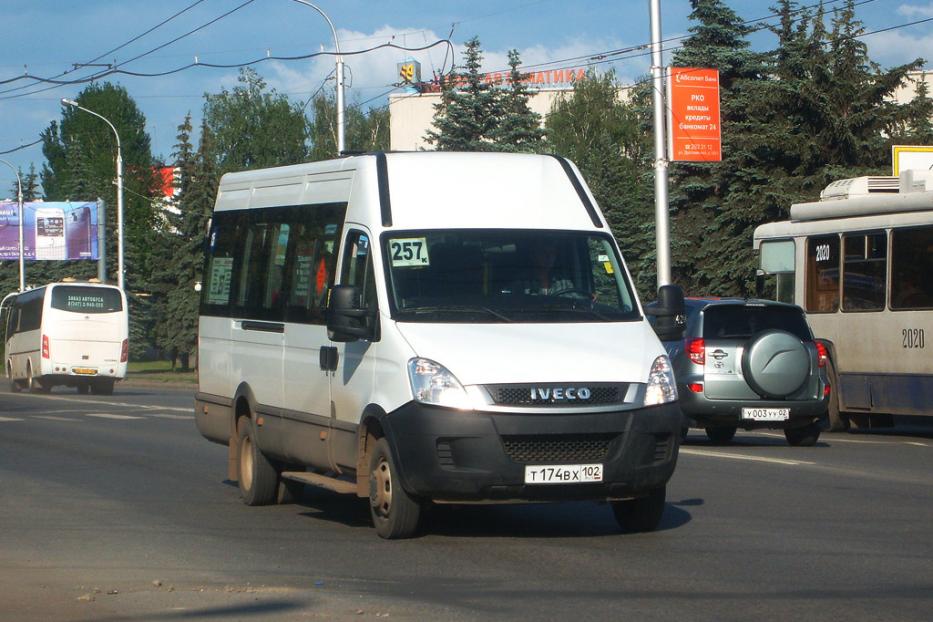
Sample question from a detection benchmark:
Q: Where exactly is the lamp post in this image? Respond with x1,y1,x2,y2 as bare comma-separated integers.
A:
61,98,124,290
0,158,25,291
291,0,345,154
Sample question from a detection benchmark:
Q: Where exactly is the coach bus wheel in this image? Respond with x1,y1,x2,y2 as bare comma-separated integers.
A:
369,437,421,539
236,416,278,506
825,359,849,432
26,365,50,393
76,382,90,395
611,486,667,533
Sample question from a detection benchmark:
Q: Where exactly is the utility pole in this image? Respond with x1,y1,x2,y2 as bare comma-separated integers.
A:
650,0,672,289
0,158,25,291
292,0,345,154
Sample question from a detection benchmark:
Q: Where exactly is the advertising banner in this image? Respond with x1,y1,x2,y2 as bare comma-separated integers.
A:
667,67,722,162
0,201,99,261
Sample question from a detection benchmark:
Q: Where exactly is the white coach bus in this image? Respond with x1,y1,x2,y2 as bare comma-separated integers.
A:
754,174,933,430
3,281,128,394
195,152,686,539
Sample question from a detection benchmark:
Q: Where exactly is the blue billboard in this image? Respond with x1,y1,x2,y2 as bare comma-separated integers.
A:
0,201,99,261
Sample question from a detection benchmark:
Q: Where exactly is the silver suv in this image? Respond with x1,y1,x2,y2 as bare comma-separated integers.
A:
657,299,829,446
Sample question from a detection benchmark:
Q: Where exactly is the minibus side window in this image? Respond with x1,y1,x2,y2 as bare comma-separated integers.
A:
202,211,242,315
283,206,344,325
341,231,377,310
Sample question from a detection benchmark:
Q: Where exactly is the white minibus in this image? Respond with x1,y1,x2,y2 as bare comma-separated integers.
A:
3,281,128,394
195,152,685,538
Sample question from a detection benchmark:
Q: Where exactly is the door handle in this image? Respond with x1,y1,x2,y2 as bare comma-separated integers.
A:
320,346,338,372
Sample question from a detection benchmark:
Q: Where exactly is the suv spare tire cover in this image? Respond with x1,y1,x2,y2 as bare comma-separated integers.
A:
741,329,810,399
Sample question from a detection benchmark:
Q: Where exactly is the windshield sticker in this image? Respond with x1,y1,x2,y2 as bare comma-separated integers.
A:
207,257,234,304
389,238,430,267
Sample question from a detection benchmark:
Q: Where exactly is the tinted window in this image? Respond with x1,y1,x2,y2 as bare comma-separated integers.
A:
201,204,346,323
15,289,44,332
806,235,839,313
702,305,812,341
342,231,377,310
842,233,886,311
51,286,122,313
891,226,933,310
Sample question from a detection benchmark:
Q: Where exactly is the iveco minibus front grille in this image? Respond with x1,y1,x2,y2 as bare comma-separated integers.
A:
486,384,627,407
502,433,617,464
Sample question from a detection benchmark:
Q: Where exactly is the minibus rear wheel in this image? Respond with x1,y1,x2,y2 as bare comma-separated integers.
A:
236,416,278,506
369,437,421,539
611,486,666,533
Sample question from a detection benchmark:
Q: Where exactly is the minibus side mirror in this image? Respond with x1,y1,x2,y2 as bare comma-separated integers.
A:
327,285,377,342
645,284,686,342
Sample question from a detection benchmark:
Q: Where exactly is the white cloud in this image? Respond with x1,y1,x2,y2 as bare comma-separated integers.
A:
897,3,933,18
867,28,933,67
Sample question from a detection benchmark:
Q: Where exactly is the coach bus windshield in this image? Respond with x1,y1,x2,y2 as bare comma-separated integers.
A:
382,229,640,323
51,286,123,314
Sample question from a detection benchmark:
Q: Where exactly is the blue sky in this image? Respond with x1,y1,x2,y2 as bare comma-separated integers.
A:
1,0,932,195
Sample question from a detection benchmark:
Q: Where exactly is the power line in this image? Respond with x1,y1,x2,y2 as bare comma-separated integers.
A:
0,139,43,156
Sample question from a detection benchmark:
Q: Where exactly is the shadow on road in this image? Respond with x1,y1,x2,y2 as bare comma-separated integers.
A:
290,487,693,538
81,599,307,622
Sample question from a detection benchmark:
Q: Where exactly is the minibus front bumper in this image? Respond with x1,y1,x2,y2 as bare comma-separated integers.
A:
383,401,681,502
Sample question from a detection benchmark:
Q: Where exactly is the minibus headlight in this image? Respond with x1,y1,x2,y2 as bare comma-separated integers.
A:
645,355,678,406
407,358,472,410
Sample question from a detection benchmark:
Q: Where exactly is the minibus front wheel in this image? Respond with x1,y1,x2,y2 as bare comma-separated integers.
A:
369,437,421,539
236,416,278,506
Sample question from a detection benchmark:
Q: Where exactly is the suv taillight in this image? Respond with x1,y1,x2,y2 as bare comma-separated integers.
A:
686,338,705,365
814,341,828,368
120,339,129,363
42,334,50,359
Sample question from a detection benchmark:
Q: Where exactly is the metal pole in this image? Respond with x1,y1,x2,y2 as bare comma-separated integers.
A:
291,0,345,154
650,0,672,289
97,199,107,283
60,99,124,290
0,158,25,291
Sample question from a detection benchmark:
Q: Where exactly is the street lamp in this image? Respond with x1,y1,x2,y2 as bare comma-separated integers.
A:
61,98,124,291
291,0,345,154
0,158,25,291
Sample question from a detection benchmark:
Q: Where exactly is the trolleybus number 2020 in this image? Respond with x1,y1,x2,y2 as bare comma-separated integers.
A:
902,328,925,349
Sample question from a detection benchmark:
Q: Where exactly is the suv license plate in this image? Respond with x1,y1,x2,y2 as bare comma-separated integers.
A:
524,464,603,485
742,407,790,421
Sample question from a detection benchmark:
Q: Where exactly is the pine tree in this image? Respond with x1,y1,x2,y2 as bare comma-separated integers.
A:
905,70,933,143
426,37,503,150
491,50,545,152
7,164,40,201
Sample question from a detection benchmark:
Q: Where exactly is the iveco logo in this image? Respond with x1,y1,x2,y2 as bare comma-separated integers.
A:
530,387,592,401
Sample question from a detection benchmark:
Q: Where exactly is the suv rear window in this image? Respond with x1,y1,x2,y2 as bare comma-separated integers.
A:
702,305,811,341
51,286,123,314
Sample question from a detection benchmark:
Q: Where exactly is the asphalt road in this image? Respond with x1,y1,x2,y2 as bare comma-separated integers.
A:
1,384,931,621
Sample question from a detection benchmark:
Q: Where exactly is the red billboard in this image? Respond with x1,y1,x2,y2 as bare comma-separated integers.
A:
667,67,721,162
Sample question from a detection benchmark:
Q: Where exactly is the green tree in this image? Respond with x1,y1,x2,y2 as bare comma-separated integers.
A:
308,92,390,160
203,68,309,174
547,71,656,298
491,50,545,152
426,36,503,150
7,164,40,201
904,71,933,143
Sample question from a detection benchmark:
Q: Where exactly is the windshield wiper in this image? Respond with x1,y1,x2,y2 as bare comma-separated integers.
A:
536,304,613,321
403,304,513,322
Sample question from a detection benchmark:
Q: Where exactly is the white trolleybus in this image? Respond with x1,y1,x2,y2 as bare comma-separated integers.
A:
2,281,128,394
754,173,933,431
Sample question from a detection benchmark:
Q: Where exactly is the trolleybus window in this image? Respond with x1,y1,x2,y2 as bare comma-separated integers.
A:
891,226,933,310
806,235,840,313
842,233,886,312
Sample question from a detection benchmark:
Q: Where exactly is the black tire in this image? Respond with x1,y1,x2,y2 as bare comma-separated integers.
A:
824,359,849,432
611,487,666,533
705,426,737,444
9,366,22,393
76,382,90,395
369,437,421,539
90,379,114,395
236,417,278,506
785,422,821,447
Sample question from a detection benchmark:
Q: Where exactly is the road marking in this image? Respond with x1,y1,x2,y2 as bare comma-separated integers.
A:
150,414,192,420
752,431,930,448
680,447,816,466
0,416,24,422
7,392,190,412
34,415,79,422
84,413,144,421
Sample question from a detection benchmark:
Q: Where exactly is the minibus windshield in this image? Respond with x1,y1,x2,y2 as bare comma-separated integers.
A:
383,230,640,323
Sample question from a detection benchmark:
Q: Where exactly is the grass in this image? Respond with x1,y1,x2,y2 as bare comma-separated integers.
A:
127,359,197,384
